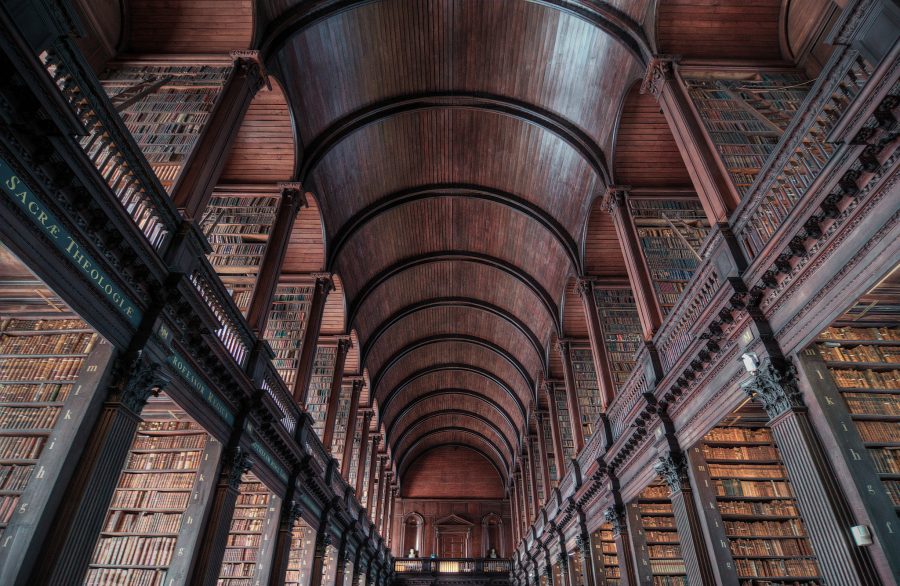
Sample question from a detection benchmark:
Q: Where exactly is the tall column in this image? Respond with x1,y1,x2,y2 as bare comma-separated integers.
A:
510,482,521,544
341,380,364,478
534,412,552,496
268,495,303,586
556,341,585,453
191,446,255,586
543,382,567,478
246,184,306,335
33,359,170,585
355,412,373,496
379,472,392,536
555,541,569,586
641,56,740,223
333,539,349,586
387,485,397,548
654,452,717,586
372,459,386,528
365,437,382,511
741,356,881,585
308,518,333,586
601,187,661,338
575,278,616,408
172,51,267,219
322,337,352,451
575,531,594,586
525,437,541,516
293,274,334,406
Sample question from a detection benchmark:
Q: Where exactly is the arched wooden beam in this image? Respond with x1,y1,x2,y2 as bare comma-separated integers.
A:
349,252,562,339
401,443,508,485
397,429,510,479
391,410,516,466
326,183,581,274
371,335,534,401
361,297,546,376
260,0,651,66
385,391,519,453
379,363,528,425
300,94,610,190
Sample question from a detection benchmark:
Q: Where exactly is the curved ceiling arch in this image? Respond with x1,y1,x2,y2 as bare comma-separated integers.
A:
384,390,519,449
362,298,546,376
301,94,610,189
379,364,528,424
401,444,507,489
348,252,561,337
401,440,508,484
371,335,533,397
326,183,581,273
260,0,651,64
391,410,516,466
396,428,511,479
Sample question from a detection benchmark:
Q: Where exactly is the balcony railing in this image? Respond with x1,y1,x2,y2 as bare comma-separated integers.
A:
394,558,511,574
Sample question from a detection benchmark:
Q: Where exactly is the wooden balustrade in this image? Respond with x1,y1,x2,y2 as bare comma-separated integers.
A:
394,558,511,574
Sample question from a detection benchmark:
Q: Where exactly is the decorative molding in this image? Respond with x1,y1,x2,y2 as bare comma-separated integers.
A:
640,56,677,98
740,359,804,420
601,186,629,214
654,452,689,495
119,356,171,414
226,447,254,489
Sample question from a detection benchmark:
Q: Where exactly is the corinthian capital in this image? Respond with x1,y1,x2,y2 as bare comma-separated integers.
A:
640,55,678,98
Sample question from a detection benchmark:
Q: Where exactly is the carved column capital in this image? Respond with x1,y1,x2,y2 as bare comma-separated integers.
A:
554,339,570,356
118,355,171,414
311,272,335,296
640,55,679,98
741,358,804,419
230,49,268,92
283,500,304,530
654,451,689,495
277,181,307,209
226,446,254,489
601,186,630,214
556,551,568,570
575,533,590,556
603,506,626,537
336,336,353,354
575,277,594,301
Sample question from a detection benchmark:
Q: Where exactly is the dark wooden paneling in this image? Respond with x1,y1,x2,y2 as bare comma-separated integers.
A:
403,446,505,499
282,193,325,273
399,431,509,484
562,279,589,338
613,83,692,188
657,0,783,60
220,80,295,182
125,0,253,53
393,496,510,557
583,201,628,276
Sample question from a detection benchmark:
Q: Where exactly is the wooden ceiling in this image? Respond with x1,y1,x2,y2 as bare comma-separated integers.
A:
110,0,798,492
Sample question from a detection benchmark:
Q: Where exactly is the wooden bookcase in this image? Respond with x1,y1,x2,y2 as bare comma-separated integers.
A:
698,418,822,585
202,190,280,315
682,71,810,198
346,416,362,488
285,518,314,586
531,434,545,503
100,64,231,193
264,284,314,388
592,287,642,393
541,413,558,485
331,382,352,467
553,386,575,461
86,393,220,585
592,524,620,585
217,471,281,585
628,198,710,317
629,480,687,586
307,345,336,440
571,343,602,442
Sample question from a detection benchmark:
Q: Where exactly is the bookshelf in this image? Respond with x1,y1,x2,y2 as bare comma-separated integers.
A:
634,480,687,586
101,64,231,193
553,386,575,461
360,438,372,508
593,524,620,586
592,287,642,392
682,71,810,197
307,345,336,440
217,471,280,585
541,414,558,485
0,317,99,541
700,418,822,585
628,198,710,316
285,519,314,586
571,343,602,441
201,191,280,315
531,434,545,503
331,383,352,467
86,394,216,585
346,416,362,488
264,284,314,388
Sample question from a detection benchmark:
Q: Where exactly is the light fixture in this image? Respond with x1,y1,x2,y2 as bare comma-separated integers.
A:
741,352,760,373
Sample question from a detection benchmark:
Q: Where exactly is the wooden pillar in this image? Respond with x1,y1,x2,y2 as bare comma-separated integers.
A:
333,539,349,586
388,485,397,548
575,531,595,586
33,359,169,585
322,337,352,451
511,481,521,544
268,493,303,586
525,436,541,516
355,412,373,496
293,274,334,406
373,460,386,529
575,278,616,408
641,56,740,223
308,519,333,586
380,472,392,537
601,187,662,338
534,412,553,496
742,356,881,586
172,51,266,220
341,380,364,478
246,184,306,335
543,382,567,478
556,341,585,453
654,452,717,586
365,437,382,511
555,539,569,586
190,446,254,586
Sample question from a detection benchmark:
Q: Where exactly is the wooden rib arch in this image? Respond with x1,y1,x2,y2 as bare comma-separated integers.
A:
391,410,516,466
326,183,581,274
401,443,508,485
300,94,610,189
397,429,511,480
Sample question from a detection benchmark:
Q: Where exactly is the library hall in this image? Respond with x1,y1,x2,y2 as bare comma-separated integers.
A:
0,0,897,585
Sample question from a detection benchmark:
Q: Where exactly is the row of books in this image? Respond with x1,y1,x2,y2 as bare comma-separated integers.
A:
649,560,687,574
0,357,84,381
718,500,799,517
0,331,96,355
829,368,899,389
102,63,231,85
111,489,190,510
119,471,196,490
716,479,792,498
1,318,86,331
126,451,202,471
91,535,177,566
734,558,819,578
103,510,183,534
0,406,61,430
651,577,687,586
648,544,680,558
730,537,813,557
709,463,785,479
0,464,32,491
817,344,900,364
702,445,779,461
83,568,165,586
705,428,772,443
0,382,72,403
818,327,900,341
868,447,900,474
0,435,46,459
640,516,676,529
645,530,679,543
132,432,206,450
222,548,259,563
724,519,804,537
855,421,900,443
842,392,900,416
